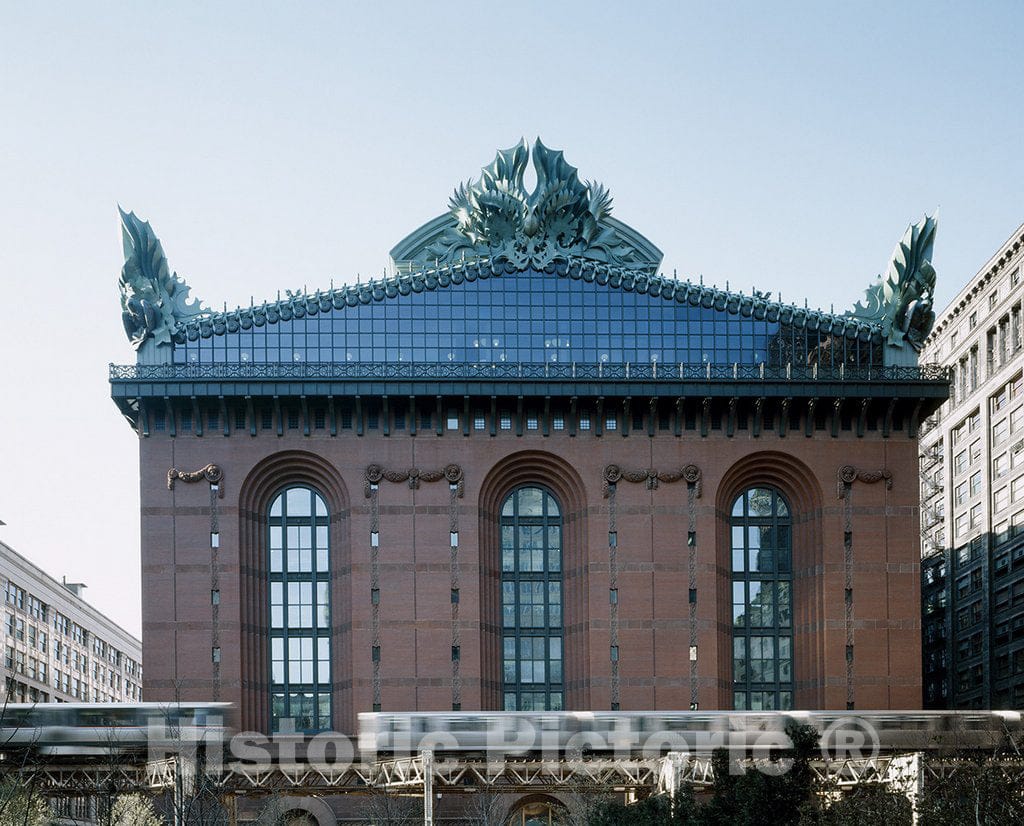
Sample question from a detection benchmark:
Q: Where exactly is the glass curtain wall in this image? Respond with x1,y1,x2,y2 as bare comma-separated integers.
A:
176,268,881,369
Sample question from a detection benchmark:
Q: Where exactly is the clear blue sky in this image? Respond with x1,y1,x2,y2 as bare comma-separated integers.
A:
1,1,1022,636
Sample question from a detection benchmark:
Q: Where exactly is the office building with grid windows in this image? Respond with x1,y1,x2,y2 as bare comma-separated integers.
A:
110,141,945,745
0,538,142,706
919,222,1024,709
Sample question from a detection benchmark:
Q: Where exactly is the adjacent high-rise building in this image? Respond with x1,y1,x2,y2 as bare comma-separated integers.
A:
919,222,1024,709
1,538,142,705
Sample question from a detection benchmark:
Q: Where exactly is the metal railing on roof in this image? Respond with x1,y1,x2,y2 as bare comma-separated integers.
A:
110,361,950,383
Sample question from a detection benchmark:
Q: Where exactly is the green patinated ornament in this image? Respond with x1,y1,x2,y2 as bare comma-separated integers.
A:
847,213,938,352
391,139,663,273
118,207,205,348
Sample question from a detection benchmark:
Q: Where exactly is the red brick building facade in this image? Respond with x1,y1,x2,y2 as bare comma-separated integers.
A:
112,142,946,737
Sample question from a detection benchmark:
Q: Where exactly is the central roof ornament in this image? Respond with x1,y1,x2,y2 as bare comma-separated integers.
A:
390,139,663,273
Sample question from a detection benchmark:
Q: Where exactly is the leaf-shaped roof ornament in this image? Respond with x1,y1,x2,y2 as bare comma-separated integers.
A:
118,208,206,349
847,213,938,353
391,139,663,273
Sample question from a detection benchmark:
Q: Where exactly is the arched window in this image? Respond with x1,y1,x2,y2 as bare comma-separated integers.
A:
510,801,561,825
268,486,331,732
731,487,793,710
501,487,563,711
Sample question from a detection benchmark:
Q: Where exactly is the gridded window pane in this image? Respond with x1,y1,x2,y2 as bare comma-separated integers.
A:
316,526,329,570
519,526,545,572
317,582,330,628
286,488,312,517
748,581,773,627
777,526,792,571
271,638,285,684
548,582,562,626
778,583,792,627
289,692,315,730
174,266,883,371
287,582,314,628
550,638,563,682
731,486,793,710
501,487,564,711
501,526,515,572
269,486,332,733
733,583,746,626
519,583,545,627
518,488,544,516
547,527,562,571
270,527,283,573
502,583,516,627
271,583,284,629
733,637,747,682
748,488,774,517
317,637,330,682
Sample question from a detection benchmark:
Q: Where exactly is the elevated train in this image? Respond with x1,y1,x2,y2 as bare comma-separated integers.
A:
0,702,231,753
357,710,1024,758
2,705,1021,759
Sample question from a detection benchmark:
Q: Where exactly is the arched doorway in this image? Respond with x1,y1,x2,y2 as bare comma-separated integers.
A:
282,813,318,826
508,800,560,825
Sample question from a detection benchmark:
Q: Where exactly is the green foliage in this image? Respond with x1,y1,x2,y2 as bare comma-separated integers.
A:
916,758,1024,826
582,722,906,826
0,777,49,826
815,784,912,826
699,722,820,826
588,790,701,826
110,793,164,826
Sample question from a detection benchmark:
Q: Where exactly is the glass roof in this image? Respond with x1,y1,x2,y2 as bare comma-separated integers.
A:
174,268,880,369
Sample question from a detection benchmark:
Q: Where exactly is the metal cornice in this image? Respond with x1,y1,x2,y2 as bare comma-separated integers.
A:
925,224,1024,345
172,256,884,346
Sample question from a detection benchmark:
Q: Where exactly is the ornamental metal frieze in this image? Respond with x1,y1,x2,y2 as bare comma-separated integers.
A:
118,208,205,348
393,139,663,273
837,465,893,499
847,213,937,352
364,463,465,497
167,463,224,497
602,464,702,497
112,361,948,383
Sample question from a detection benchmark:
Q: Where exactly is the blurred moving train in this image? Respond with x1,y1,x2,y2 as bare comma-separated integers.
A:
0,702,231,753
357,710,1024,758
2,704,1021,758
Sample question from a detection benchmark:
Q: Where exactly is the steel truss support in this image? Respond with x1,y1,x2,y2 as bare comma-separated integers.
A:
19,749,1024,824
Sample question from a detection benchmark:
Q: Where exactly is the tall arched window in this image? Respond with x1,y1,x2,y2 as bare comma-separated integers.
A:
501,487,563,711
731,487,793,710
268,486,331,732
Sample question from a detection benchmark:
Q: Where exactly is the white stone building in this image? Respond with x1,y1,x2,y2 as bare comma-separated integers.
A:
1,538,142,705
919,222,1024,708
